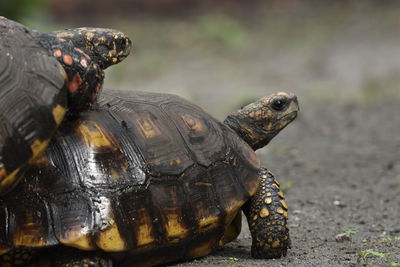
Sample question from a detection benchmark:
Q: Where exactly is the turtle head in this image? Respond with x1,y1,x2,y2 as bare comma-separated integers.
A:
224,92,299,150
55,27,132,69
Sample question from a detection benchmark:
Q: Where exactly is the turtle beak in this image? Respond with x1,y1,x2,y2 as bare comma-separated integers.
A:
290,93,299,111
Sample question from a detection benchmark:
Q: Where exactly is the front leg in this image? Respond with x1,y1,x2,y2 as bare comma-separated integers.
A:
242,167,290,258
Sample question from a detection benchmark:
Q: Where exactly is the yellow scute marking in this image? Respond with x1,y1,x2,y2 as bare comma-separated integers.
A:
0,168,7,181
96,222,126,252
0,168,21,194
219,212,241,246
181,114,204,133
166,214,188,240
137,224,155,246
0,248,11,256
30,139,50,158
198,215,219,231
52,104,66,125
77,121,113,148
13,226,46,247
188,241,213,258
59,230,95,250
29,154,49,167
136,117,161,139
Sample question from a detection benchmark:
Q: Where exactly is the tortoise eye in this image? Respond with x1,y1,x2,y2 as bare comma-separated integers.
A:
271,97,287,111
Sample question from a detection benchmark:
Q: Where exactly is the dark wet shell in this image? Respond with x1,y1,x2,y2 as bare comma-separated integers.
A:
0,91,260,264
0,18,67,195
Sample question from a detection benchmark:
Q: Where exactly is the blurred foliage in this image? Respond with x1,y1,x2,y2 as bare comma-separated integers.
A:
0,0,49,21
197,14,247,50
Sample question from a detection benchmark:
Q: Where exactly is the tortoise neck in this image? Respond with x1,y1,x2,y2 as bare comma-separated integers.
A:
223,113,276,151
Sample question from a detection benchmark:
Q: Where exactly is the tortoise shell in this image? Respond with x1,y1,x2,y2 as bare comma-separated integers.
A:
0,91,261,265
0,17,68,194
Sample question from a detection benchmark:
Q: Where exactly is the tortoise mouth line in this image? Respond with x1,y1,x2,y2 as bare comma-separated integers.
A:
262,111,298,134
278,110,298,123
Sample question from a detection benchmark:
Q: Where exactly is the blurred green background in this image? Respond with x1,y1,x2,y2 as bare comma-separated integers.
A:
2,0,400,119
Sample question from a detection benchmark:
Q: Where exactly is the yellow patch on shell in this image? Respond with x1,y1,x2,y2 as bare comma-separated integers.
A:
219,212,241,246
198,215,219,232
170,158,181,166
12,225,47,248
77,121,113,148
194,181,212,187
30,139,50,159
0,248,11,256
29,155,49,168
181,114,204,133
259,208,269,218
0,168,7,181
96,221,126,252
223,199,244,225
136,224,155,247
0,167,20,194
165,214,189,241
278,191,285,199
188,241,214,259
59,230,95,250
52,104,66,125
136,117,162,139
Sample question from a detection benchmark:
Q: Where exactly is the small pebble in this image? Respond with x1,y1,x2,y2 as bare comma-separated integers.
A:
333,200,346,208
335,233,351,242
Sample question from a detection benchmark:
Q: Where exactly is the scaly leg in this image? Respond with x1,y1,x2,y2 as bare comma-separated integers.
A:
242,167,290,258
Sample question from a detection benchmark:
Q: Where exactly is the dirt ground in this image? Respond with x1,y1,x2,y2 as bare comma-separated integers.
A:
42,2,400,266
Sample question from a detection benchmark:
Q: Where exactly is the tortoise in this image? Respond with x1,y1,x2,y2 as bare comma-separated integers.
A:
0,90,299,266
0,17,131,195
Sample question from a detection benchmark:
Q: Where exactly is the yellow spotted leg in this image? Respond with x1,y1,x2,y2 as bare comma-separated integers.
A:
242,167,290,258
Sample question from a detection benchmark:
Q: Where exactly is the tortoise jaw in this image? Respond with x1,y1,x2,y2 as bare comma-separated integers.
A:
257,110,298,147
273,110,298,130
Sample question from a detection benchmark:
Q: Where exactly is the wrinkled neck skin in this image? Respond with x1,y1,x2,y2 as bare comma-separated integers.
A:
224,114,279,150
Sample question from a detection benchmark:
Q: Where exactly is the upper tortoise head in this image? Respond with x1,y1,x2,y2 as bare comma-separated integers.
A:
224,92,299,150
55,27,132,69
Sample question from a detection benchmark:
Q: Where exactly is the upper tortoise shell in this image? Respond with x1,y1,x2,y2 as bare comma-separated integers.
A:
0,17,68,195
0,17,132,195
